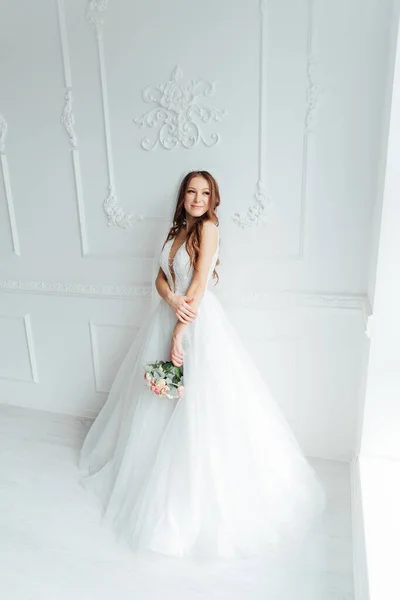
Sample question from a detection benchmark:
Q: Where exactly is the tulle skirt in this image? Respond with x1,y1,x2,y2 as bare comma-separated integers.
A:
79,290,325,559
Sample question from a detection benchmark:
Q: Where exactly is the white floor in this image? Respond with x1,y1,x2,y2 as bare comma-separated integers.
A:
0,404,354,600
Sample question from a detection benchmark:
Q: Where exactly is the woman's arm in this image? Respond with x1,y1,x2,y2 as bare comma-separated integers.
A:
155,266,173,303
170,221,219,365
155,267,198,324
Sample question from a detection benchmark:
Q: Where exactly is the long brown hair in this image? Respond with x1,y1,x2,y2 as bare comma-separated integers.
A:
164,170,220,284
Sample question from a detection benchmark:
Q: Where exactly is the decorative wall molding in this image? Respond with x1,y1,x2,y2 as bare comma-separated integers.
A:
133,65,227,151
233,0,322,264
86,0,136,229
84,1,169,234
233,180,271,229
86,0,108,35
233,0,271,229
0,280,152,299
0,278,370,317
296,0,321,256
57,0,88,254
58,0,147,246
0,112,20,256
103,185,143,228
0,314,39,383
228,291,371,326
0,113,7,152
24,314,39,384
305,54,323,134
61,90,77,148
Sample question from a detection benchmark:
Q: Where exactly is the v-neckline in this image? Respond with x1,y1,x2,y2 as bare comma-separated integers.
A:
168,235,186,267
167,236,186,292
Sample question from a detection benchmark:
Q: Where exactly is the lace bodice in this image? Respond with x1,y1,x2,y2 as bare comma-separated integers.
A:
159,225,220,295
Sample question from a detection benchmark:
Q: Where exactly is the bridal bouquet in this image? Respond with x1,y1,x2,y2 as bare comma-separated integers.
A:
144,360,184,399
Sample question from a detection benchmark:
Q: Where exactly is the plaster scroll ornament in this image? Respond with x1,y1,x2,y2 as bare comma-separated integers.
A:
133,65,227,151
87,0,108,36
232,180,272,229
0,113,8,153
305,55,323,133
61,91,78,148
103,185,144,229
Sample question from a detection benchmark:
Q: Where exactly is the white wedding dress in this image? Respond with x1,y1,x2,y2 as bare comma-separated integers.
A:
79,223,325,559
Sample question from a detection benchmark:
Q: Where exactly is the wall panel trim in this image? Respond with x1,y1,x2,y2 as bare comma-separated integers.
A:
0,278,371,318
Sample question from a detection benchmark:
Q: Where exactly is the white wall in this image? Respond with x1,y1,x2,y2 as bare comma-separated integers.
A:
0,0,394,461
351,4,400,598
361,4,400,462
366,0,400,310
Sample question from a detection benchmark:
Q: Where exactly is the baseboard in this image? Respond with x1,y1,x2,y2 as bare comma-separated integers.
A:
350,455,370,600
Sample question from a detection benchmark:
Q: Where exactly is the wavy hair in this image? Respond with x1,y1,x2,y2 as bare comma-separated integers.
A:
164,170,220,284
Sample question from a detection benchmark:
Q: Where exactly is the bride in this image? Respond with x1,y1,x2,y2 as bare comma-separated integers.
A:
79,170,325,559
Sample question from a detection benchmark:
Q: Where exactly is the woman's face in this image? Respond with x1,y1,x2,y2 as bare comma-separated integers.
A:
183,176,210,219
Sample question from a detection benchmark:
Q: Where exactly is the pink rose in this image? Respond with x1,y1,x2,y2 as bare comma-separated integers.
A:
155,379,166,390
177,386,185,397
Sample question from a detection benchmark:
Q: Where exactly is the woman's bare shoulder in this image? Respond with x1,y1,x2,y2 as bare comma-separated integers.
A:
200,219,219,252
202,218,219,231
